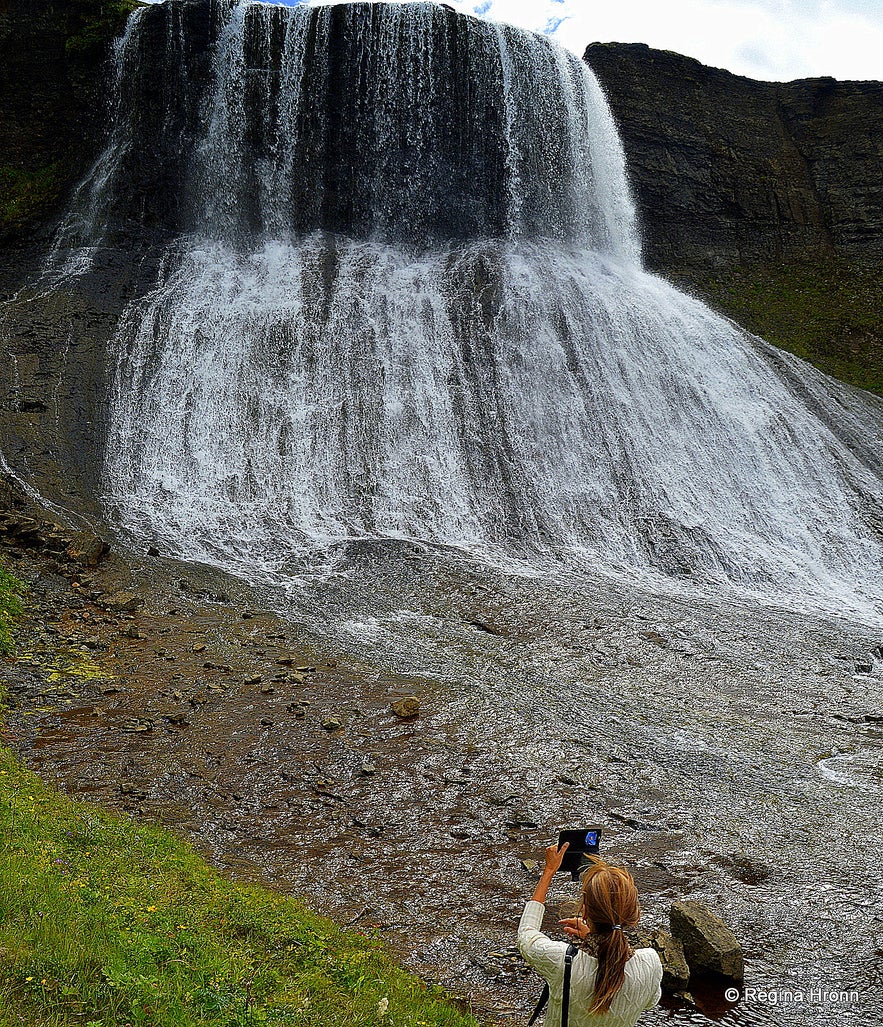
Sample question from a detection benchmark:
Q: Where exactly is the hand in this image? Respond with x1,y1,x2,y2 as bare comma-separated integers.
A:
542,841,569,876
559,916,591,941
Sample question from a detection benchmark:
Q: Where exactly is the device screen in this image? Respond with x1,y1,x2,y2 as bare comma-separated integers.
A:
557,826,602,872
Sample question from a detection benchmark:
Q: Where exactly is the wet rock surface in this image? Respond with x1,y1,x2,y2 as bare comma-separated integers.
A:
3,481,883,1024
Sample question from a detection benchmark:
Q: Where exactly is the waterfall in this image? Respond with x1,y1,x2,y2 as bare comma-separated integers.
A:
54,0,883,622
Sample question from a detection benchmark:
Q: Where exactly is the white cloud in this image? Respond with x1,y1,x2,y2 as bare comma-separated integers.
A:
141,0,883,81
444,0,883,81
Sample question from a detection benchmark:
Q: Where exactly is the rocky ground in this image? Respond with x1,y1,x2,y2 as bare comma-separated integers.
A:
3,477,883,1026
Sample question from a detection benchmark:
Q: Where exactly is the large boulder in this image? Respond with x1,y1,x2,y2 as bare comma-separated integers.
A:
670,900,744,982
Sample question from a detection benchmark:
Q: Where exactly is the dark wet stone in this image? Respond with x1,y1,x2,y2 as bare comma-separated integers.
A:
469,619,507,636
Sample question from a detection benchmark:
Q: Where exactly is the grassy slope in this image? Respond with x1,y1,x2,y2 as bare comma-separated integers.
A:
0,569,479,1027
670,258,883,396
0,566,23,656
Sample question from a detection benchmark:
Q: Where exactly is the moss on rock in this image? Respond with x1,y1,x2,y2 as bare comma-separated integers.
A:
669,258,883,396
65,0,142,57
0,164,65,233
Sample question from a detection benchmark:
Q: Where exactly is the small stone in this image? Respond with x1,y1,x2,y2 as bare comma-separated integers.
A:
245,674,262,685
469,619,507,636
390,695,421,719
260,717,274,726
359,762,377,776
105,590,145,613
192,642,206,653
260,684,274,694
322,716,342,731
520,859,539,872
147,545,160,557
640,630,669,647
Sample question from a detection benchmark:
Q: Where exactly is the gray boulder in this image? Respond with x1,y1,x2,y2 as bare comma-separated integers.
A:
670,900,744,981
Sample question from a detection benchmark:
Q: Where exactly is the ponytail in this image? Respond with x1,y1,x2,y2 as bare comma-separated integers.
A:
575,857,642,1015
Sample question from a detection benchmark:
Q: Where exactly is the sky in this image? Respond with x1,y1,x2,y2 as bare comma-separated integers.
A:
143,0,883,81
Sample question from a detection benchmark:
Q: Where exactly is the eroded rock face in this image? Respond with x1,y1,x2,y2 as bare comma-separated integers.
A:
632,926,690,992
584,42,883,270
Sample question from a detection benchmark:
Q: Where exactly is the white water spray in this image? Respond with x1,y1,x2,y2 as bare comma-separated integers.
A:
55,0,883,622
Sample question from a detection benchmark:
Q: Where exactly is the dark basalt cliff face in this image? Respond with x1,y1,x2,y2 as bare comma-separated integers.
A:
0,0,134,254
585,42,883,391
584,41,883,269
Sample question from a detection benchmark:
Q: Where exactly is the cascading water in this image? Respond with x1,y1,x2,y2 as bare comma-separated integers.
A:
54,0,883,623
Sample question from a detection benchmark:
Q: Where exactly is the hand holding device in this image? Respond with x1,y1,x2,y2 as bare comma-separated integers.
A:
543,840,570,876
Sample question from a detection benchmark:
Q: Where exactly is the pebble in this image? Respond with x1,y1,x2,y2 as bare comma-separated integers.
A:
322,716,342,731
390,695,421,719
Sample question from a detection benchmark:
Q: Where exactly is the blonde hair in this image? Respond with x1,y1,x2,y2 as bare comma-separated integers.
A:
568,856,641,1014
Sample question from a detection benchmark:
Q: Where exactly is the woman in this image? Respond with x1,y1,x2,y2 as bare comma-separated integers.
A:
518,842,662,1026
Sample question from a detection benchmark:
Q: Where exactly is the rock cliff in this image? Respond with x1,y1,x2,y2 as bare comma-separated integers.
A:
584,42,883,270
0,0,134,245
584,42,883,391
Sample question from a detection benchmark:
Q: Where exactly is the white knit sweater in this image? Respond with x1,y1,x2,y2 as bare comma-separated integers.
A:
518,900,663,1027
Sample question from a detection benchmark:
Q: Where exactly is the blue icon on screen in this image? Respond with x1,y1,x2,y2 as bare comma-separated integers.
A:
585,831,598,846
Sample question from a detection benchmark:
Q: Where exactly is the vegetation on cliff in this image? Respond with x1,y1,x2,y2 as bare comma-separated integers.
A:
674,258,883,396
0,164,64,235
0,564,24,654
65,0,142,57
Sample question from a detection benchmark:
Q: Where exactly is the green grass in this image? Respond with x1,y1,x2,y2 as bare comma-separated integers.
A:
0,761,481,1027
0,165,64,235
0,569,479,1027
672,257,883,396
0,566,24,656
0,757,481,1026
